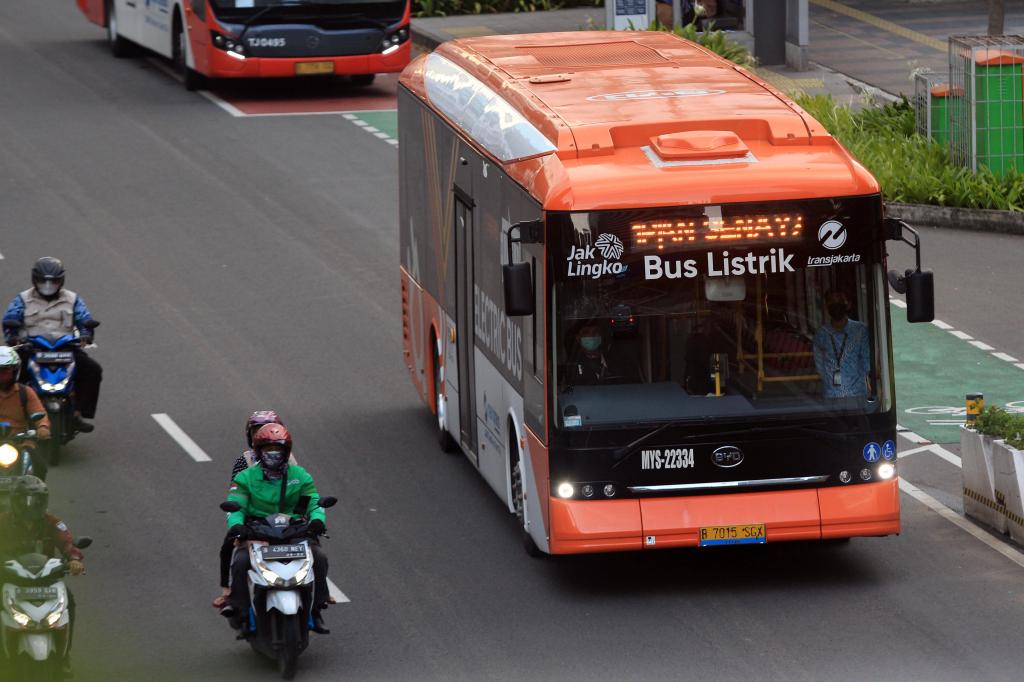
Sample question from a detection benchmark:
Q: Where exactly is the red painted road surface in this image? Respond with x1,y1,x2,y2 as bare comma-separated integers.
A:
208,73,399,115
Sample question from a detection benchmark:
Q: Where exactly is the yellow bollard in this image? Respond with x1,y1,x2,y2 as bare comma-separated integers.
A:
966,393,984,427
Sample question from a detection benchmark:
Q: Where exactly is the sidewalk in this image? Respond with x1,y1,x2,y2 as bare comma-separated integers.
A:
412,0,1024,100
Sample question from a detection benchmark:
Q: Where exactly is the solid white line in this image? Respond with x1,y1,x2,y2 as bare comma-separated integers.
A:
930,319,953,330
992,352,1019,363
969,340,995,351
899,479,1024,569
897,427,930,444
949,330,973,340
197,90,247,118
926,443,962,467
890,299,907,308
326,578,350,603
151,414,211,462
898,444,936,457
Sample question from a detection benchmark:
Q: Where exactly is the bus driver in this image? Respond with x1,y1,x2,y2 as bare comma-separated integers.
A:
813,290,871,399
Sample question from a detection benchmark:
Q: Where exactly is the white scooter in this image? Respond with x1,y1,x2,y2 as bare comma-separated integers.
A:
1,537,91,681
220,497,335,680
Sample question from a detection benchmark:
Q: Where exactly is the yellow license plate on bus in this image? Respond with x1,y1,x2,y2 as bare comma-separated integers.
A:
295,61,334,76
699,523,766,547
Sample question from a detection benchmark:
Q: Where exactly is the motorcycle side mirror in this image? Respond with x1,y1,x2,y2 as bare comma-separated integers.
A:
82,320,100,330
29,412,45,424
220,501,241,513
74,537,92,549
318,497,338,509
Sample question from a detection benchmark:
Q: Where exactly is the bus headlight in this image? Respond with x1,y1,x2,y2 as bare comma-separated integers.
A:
877,462,896,480
381,27,409,54
0,443,18,467
557,482,574,499
211,31,246,57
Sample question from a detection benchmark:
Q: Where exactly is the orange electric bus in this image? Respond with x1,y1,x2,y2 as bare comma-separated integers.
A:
398,31,934,555
77,0,411,90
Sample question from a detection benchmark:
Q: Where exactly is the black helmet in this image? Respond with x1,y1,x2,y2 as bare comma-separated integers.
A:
31,257,65,299
12,475,48,522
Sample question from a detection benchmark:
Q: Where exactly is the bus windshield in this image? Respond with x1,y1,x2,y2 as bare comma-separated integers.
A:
210,0,406,23
550,201,892,430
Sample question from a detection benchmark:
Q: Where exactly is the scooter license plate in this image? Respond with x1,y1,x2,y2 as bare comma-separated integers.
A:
16,587,58,601
34,351,74,363
262,544,306,561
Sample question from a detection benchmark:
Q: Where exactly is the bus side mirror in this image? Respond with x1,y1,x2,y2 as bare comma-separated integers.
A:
503,263,534,316
885,217,934,323
503,219,542,317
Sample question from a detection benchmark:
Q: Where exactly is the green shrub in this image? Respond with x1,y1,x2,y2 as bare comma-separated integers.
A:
974,405,1024,449
647,19,754,67
795,94,1024,212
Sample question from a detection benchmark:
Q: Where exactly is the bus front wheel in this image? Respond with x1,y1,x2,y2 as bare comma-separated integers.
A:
512,451,544,558
172,14,205,91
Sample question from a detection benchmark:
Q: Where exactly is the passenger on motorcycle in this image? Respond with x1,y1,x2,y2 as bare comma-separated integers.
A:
223,424,332,633
0,475,84,674
0,346,51,479
2,257,102,433
213,410,297,613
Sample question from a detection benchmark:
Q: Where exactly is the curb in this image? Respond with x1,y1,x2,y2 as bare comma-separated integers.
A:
886,202,1024,236
411,23,447,52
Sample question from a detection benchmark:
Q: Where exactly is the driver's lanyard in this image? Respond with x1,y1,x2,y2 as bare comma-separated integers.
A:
829,331,848,387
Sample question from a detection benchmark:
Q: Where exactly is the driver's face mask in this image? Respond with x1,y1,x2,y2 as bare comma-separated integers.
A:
261,448,287,471
35,281,60,297
580,336,602,352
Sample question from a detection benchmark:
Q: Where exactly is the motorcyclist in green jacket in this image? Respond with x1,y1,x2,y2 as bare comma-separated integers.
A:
224,424,332,634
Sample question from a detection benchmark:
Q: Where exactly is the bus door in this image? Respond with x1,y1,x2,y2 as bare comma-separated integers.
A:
453,191,477,457
114,0,142,42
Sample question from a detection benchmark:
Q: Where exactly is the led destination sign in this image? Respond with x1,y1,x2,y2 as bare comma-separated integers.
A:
631,214,804,251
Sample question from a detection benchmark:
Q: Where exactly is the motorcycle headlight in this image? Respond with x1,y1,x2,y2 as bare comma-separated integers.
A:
294,563,310,584
46,607,65,627
11,610,30,627
39,378,70,392
0,443,18,467
259,567,282,586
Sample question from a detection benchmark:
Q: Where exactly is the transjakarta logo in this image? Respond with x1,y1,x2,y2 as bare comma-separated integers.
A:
818,220,847,250
567,234,627,279
644,249,794,280
587,88,726,102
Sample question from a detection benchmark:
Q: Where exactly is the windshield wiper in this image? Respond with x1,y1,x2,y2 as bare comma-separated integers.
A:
610,420,845,468
238,1,302,43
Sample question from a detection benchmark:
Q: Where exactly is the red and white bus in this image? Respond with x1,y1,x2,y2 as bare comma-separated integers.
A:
398,32,934,555
77,0,411,90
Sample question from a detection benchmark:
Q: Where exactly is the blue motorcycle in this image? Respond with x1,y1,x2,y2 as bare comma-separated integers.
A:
4,319,99,467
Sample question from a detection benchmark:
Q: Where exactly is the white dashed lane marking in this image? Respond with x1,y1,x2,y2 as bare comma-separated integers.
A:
891,301,1024,372
327,578,350,604
151,413,212,462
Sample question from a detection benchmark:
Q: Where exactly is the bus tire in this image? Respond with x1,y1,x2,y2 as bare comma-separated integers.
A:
432,334,458,454
351,74,375,87
172,13,205,92
511,436,544,558
106,0,132,58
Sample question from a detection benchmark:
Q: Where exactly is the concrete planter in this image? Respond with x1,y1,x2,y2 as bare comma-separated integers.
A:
992,439,1024,544
960,426,1007,533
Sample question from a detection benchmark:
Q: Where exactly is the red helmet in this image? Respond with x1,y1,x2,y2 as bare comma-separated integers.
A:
252,423,292,473
245,410,282,448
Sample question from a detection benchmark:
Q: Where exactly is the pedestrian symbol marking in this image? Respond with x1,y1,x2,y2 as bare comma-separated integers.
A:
863,442,881,462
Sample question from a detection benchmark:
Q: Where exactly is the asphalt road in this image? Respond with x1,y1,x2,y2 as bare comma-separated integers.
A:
1,3,1023,681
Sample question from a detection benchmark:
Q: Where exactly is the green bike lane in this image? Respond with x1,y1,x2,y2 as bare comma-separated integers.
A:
347,109,1022,445
892,303,1024,443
